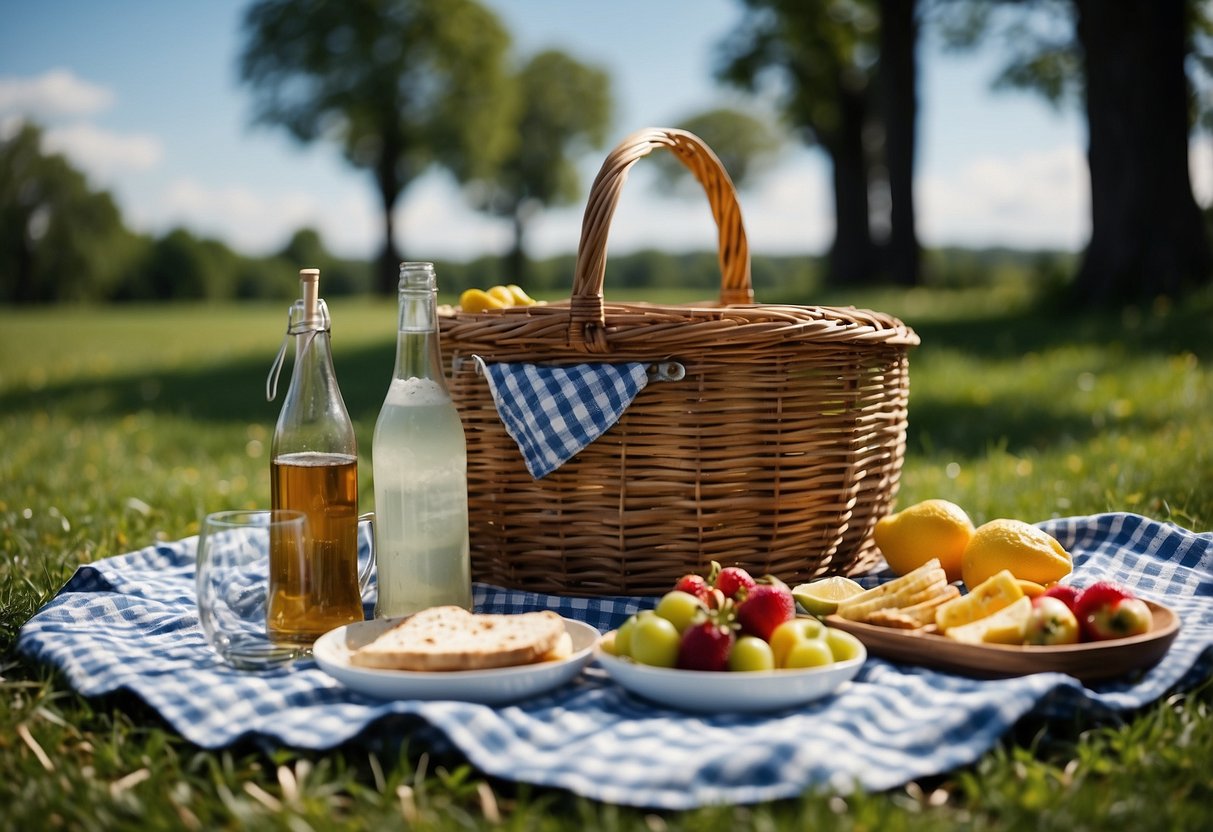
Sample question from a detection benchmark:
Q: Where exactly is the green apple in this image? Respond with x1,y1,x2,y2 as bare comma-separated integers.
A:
784,638,834,669
630,613,681,667
654,590,706,633
825,628,865,662
728,635,776,672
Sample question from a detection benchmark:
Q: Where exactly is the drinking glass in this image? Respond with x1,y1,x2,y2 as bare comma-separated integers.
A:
196,509,310,670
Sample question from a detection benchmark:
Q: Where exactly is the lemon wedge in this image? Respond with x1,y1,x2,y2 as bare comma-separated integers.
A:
792,576,865,616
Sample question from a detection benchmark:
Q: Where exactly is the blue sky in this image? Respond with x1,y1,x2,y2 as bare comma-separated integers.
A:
3,0,1206,263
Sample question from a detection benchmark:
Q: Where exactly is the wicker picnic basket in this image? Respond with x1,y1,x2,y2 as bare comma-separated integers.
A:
439,127,918,596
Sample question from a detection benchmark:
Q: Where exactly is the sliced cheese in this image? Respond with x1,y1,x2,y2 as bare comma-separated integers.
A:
935,569,1025,633
944,596,1032,645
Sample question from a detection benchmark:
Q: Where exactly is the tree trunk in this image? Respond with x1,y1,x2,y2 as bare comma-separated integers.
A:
879,0,921,287
1073,0,1212,303
505,208,527,284
826,83,876,286
375,153,403,296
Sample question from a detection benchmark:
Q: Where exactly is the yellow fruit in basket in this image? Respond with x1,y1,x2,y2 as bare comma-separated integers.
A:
961,519,1072,590
506,284,536,306
459,288,508,313
487,285,517,306
873,499,973,583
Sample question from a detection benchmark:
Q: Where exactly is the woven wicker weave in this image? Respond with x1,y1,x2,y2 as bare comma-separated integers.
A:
439,127,918,596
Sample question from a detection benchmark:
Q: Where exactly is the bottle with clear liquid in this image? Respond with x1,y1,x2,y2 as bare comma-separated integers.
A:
372,261,472,618
266,268,364,644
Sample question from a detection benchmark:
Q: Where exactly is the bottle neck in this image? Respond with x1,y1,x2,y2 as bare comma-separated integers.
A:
392,262,447,385
272,304,356,459
393,286,447,383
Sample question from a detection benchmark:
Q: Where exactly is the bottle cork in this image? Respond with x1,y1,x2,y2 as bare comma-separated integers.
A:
299,268,320,320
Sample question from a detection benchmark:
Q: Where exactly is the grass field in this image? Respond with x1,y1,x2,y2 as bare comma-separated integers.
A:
2,283,1212,830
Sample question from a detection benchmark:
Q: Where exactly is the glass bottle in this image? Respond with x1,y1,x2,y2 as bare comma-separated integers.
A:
372,261,472,617
266,268,364,644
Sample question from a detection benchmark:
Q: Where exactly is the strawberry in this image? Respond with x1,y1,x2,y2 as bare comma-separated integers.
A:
715,565,757,600
673,573,712,603
736,581,795,641
676,618,735,671
1041,583,1081,613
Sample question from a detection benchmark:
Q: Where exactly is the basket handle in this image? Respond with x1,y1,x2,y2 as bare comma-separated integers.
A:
569,127,752,352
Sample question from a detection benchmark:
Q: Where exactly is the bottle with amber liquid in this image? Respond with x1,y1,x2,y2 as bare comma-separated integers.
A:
266,268,364,644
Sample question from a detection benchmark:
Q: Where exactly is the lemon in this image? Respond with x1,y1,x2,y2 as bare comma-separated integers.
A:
459,288,507,313
873,499,974,583
961,518,1072,591
792,576,865,616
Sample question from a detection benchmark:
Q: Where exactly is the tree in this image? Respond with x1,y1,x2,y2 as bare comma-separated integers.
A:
937,0,1212,303
240,0,517,295
652,108,783,191
119,227,233,301
1072,0,1210,302
468,49,612,282
877,0,921,286
718,0,923,287
0,122,135,303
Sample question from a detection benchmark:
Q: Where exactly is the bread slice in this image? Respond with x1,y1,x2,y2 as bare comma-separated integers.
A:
349,606,567,672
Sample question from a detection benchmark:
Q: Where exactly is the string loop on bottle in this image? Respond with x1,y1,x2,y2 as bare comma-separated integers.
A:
266,302,330,401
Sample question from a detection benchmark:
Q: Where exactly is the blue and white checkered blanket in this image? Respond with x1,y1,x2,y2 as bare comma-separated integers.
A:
16,513,1213,809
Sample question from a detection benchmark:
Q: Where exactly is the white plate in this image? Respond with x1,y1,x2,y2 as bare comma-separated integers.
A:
313,615,599,704
593,635,866,713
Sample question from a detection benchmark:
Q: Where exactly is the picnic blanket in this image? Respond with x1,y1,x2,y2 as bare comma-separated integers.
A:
16,512,1213,809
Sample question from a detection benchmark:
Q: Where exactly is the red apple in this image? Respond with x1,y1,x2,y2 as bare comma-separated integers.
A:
1026,596,1081,645
1074,581,1132,618
1041,583,1081,614
1083,597,1152,641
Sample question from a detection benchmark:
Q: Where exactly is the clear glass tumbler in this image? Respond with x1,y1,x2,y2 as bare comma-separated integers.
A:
196,509,310,670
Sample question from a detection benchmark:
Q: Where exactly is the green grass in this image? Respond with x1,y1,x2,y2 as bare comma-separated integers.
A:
2,284,1212,830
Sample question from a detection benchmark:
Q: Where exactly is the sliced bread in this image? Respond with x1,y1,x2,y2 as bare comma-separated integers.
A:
349,606,567,671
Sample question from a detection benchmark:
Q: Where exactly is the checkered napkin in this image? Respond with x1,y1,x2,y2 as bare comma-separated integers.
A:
16,513,1213,809
472,356,649,478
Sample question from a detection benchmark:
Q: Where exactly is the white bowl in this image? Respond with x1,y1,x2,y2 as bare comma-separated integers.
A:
593,634,865,713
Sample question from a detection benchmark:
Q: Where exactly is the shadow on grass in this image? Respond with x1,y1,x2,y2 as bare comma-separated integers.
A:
901,294,1213,364
2,294,1207,462
1,340,399,429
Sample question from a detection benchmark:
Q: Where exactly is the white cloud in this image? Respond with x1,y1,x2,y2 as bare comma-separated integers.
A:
138,178,359,254
918,145,1089,250
124,171,509,259
397,173,512,259
42,122,163,178
0,68,113,119
522,151,832,260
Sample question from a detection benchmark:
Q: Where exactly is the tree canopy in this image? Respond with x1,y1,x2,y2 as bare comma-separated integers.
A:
0,122,137,303
468,49,612,281
240,0,518,294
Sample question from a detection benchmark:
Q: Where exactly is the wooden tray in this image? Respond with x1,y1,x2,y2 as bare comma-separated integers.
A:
824,600,1180,683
